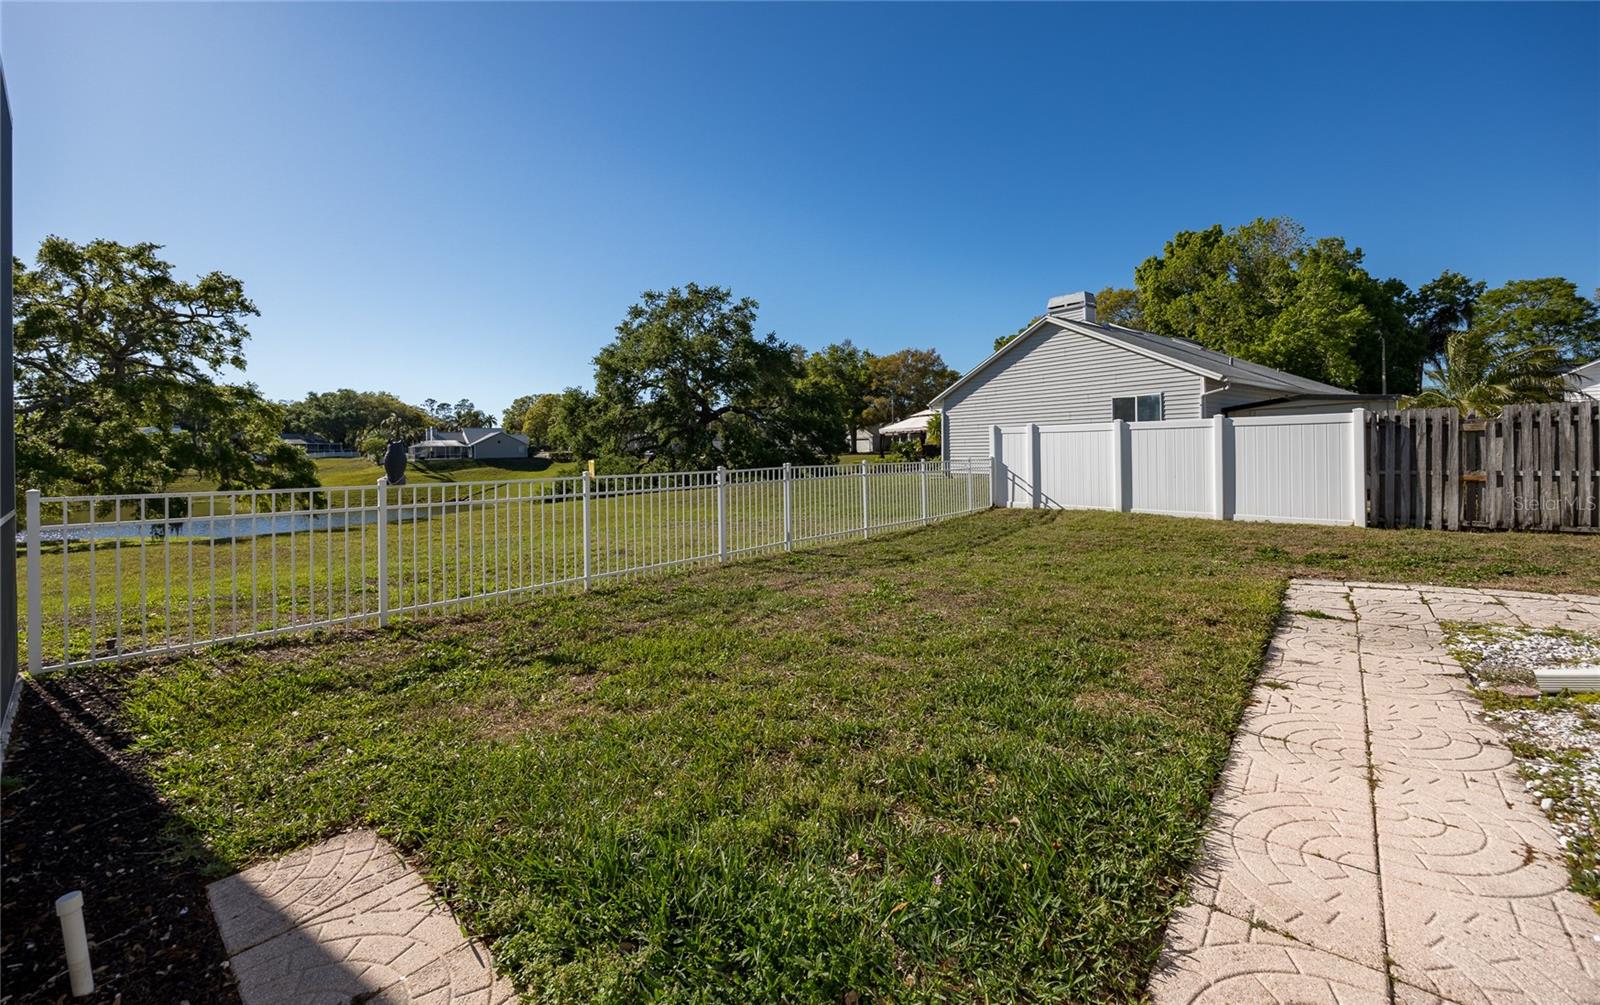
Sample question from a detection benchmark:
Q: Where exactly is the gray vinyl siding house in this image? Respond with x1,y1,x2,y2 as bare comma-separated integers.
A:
935,291,1394,469
409,427,530,461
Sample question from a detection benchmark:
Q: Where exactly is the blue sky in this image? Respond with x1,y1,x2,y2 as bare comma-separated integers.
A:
4,2,1597,419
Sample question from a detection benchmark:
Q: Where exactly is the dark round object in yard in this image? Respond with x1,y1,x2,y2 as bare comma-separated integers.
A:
383,440,408,486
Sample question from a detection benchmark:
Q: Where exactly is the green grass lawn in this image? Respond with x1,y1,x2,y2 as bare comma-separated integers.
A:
66,511,1600,1002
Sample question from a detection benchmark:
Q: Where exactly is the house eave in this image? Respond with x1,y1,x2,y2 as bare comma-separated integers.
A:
1218,393,1400,415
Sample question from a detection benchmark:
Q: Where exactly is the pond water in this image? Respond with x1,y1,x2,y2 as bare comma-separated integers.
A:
20,506,443,545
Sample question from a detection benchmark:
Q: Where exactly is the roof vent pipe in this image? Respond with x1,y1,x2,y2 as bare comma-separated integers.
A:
1046,291,1097,324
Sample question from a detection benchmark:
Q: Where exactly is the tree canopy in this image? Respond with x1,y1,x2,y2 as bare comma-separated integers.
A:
1095,287,1142,328
804,341,873,447
863,349,959,425
500,394,546,438
13,237,316,495
512,393,561,448
1403,270,1485,370
1133,217,1421,393
544,387,613,458
1470,277,1599,363
423,398,496,431
281,389,430,448
593,284,839,468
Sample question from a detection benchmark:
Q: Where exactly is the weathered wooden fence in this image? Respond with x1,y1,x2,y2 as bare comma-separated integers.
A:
1367,402,1599,532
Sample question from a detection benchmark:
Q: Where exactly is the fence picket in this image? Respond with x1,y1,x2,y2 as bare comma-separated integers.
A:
1580,400,1597,530
1560,403,1577,529
1382,416,1396,527
1539,406,1557,531
1444,410,1460,531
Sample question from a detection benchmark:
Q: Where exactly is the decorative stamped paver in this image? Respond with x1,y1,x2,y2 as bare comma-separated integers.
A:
208,830,516,1005
1151,580,1600,1005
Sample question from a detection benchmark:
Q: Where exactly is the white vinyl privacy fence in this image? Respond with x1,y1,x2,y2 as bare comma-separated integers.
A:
992,411,1367,526
21,459,990,672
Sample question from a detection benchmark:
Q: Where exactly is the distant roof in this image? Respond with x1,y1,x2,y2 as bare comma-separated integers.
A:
931,315,1352,405
461,427,529,446
417,427,530,447
880,409,935,435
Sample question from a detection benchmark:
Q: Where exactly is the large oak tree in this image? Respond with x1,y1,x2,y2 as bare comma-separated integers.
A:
594,284,839,468
1134,217,1422,393
13,237,316,496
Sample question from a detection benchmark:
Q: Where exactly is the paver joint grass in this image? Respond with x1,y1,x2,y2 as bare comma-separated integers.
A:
68,510,1600,1002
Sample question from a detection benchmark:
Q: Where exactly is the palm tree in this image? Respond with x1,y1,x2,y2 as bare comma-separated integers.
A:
1401,329,1567,417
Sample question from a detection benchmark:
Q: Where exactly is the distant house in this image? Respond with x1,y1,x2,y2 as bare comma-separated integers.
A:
1565,360,1600,402
281,432,355,458
408,427,529,462
931,290,1396,469
847,425,883,454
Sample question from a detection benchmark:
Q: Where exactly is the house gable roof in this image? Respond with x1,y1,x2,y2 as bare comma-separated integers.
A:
462,428,529,446
930,316,1351,406
415,428,530,448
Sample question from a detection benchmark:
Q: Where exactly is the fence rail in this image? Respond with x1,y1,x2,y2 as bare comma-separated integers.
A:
18,460,990,673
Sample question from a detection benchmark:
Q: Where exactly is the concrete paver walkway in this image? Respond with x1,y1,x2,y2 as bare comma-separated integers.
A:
208,830,516,1005
1152,580,1600,1005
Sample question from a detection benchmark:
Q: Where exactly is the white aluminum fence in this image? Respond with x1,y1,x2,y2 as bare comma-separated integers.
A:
19,459,990,673
992,411,1366,526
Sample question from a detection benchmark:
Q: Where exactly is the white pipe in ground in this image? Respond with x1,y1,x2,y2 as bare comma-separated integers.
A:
54,890,94,996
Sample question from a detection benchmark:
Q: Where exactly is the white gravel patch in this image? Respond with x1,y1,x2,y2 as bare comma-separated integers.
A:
1451,627,1600,688
1446,623,1600,892
1484,706,1599,853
